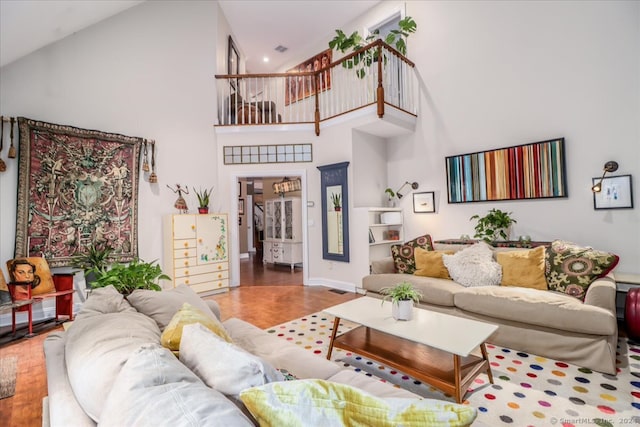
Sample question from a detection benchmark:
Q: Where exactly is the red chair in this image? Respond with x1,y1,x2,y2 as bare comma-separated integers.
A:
6,258,75,337
625,288,640,340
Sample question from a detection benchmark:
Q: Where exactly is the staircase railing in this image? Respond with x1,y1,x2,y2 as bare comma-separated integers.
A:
215,40,417,135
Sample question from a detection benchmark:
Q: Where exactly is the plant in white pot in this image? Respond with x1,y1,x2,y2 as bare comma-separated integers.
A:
380,281,422,321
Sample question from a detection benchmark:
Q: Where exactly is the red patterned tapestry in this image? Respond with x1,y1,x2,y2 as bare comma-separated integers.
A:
15,118,142,267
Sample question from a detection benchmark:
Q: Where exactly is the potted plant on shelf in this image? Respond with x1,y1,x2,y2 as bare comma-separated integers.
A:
331,192,341,211
195,186,213,214
69,244,113,289
90,258,170,296
379,281,422,321
329,16,417,78
470,208,517,243
384,188,396,207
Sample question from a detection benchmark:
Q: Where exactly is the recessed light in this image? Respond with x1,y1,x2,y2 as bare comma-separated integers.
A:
263,57,269,63
274,45,288,53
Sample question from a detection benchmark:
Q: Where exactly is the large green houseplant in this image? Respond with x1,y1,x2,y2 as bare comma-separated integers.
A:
328,16,417,78
91,258,170,295
470,208,517,242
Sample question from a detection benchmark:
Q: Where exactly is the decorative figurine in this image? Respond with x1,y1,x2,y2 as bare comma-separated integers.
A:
167,184,189,213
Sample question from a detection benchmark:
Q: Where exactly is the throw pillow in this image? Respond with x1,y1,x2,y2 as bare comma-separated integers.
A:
390,234,434,274
65,311,161,422
74,285,137,322
545,240,619,300
414,248,455,279
442,242,502,287
161,303,232,352
239,379,477,427
127,284,219,331
179,323,284,396
496,246,547,290
99,344,254,427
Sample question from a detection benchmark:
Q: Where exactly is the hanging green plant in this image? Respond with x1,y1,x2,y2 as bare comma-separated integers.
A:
328,16,417,78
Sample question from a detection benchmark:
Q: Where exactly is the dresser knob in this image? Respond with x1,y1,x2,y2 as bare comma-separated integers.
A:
198,238,203,243
184,252,188,256
185,280,190,284
191,225,196,230
184,242,188,247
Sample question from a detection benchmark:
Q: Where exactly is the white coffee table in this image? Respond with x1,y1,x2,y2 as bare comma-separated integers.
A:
324,296,498,403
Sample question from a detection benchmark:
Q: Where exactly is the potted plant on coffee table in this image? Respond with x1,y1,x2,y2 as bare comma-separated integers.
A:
469,208,517,243
195,186,213,214
380,281,422,321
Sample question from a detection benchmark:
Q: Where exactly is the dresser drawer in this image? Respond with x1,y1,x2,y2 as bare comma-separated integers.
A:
173,239,196,250
174,265,229,280
189,280,229,294
175,273,228,287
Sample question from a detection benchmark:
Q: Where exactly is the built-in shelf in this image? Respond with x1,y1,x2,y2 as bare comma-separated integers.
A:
368,207,404,267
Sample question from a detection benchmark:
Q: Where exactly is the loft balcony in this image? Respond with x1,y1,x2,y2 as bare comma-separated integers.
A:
214,40,418,137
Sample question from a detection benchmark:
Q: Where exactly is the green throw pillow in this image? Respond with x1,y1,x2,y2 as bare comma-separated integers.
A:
390,234,434,274
545,240,619,301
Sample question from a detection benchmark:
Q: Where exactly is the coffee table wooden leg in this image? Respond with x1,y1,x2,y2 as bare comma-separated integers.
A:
454,354,462,403
480,343,494,384
327,316,341,360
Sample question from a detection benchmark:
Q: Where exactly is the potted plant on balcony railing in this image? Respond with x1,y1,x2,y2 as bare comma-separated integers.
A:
328,16,417,78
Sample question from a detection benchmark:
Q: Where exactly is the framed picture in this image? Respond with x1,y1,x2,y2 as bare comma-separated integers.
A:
593,175,633,210
228,35,240,90
238,198,245,215
285,48,332,106
413,192,436,213
238,181,242,197
446,138,567,203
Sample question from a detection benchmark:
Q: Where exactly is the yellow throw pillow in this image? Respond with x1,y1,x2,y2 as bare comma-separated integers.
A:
240,379,477,427
414,248,455,279
496,247,547,290
161,303,233,352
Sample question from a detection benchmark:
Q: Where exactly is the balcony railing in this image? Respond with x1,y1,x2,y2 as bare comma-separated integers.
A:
215,40,417,135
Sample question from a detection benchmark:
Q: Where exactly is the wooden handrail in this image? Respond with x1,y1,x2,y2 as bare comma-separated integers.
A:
214,40,417,134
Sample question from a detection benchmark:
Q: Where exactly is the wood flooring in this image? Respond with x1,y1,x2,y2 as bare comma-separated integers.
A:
0,254,359,426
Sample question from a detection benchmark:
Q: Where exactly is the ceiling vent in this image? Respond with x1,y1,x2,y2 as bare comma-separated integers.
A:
274,45,288,53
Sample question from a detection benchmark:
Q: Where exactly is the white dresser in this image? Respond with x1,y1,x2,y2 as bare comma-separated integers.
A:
263,197,302,270
163,213,229,295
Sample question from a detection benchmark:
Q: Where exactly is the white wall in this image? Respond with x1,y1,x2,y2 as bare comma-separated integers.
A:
383,0,640,273
0,1,221,296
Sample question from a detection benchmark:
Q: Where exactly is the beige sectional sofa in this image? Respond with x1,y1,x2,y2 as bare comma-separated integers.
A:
43,285,478,426
363,243,619,375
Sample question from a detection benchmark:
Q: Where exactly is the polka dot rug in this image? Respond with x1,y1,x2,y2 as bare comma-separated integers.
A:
266,312,640,427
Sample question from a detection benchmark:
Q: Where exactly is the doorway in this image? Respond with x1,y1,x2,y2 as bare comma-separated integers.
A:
231,171,308,288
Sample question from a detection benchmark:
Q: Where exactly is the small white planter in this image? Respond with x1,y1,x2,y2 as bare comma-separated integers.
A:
392,300,413,321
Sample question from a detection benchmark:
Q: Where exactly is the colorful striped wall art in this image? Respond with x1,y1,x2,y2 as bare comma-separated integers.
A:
446,138,567,203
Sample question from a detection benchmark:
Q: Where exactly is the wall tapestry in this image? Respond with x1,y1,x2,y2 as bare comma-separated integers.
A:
285,48,332,106
446,137,567,203
15,117,143,267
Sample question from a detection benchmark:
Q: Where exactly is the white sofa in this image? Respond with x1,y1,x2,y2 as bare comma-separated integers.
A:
42,285,478,426
362,242,619,375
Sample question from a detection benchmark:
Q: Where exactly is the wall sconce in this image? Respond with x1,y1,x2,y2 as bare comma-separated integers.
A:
591,161,618,192
395,181,419,199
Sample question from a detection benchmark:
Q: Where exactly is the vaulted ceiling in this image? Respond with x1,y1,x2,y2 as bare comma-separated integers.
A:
1,0,381,71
